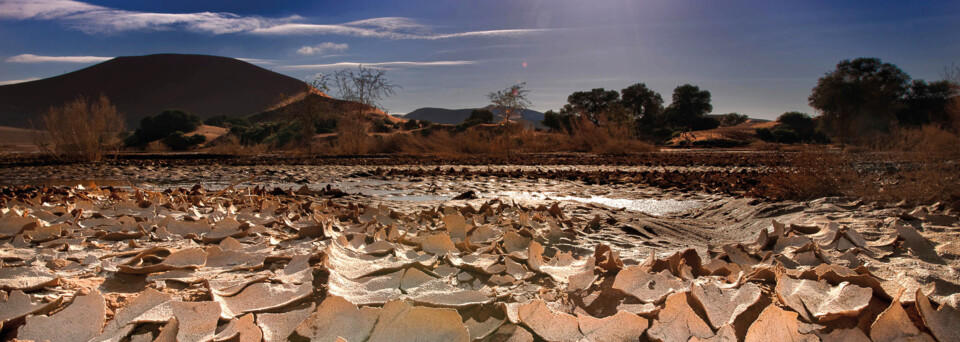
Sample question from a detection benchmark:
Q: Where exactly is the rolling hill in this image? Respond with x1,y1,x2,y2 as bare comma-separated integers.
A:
0,54,317,128
404,106,545,128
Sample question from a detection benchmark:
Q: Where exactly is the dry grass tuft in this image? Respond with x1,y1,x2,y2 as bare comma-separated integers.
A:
335,114,371,155
37,95,125,162
568,116,657,154
207,135,270,156
766,125,960,204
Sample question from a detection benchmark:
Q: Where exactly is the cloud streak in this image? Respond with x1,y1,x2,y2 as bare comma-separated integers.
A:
0,0,551,39
297,42,349,56
0,78,41,85
281,60,478,70
6,54,112,63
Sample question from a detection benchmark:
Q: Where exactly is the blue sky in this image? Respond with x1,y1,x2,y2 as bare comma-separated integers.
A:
1,0,958,118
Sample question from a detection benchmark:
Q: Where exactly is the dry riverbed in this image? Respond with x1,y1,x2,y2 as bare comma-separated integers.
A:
0,163,958,341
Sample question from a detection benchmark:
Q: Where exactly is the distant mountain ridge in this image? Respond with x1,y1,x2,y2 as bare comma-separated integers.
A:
0,53,316,128
404,105,545,128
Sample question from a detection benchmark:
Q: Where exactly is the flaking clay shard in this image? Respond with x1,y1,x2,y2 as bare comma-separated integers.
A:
236,313,262,342
612,267,687,303
0,265,59,291
0,289,61,325
462,306,507,340
449,253,501,274
367,300,470,342
204,245,267,271
171,301,221,342
0,214,38,238
690,282,762,329
406,277,494,307
526,240,545,271
723,244,760,268
294,295,380,342
18,289,107,342
214,278,313,318
894,222,943,262
517,299,583,342
818,328,871,342
275,254,313,284
870,290,935,342
647,292,713,342
327,268,403,305
213,317,239,341
325,240,435,279
118,247,207,274
775,276,872,321
421,232,460,255
154,317,179,342
94,288,173,341
485,323,535,342
162,217,212,237
916,289,960,342
502,231,531,255
257,302,316,342
208,271,272,296
688,325,736,342
577,310,648,341
400,267,436,292
443,212,468,239
744,305,818,342
616,302,660,317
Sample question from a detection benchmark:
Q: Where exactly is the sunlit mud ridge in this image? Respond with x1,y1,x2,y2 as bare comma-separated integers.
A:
1,185,959,341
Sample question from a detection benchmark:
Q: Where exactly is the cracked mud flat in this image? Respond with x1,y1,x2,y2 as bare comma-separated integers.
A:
0,163,959,341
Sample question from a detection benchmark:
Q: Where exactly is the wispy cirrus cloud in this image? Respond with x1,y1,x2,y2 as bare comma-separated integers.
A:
235,57,275,65
0,0,552,39
297,42,349,56
281,60,478,70
0,77,41,85
5,54,112,63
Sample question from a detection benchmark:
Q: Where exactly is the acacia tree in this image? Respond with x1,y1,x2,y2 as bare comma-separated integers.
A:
620,83,664,125
324,65,399,154
559,88,621,125
664,84,712,131
809,58,910,146
487,82,531,124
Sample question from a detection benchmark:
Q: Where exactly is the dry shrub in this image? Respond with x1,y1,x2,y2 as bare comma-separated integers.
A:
335,114,371,155
568,116,656,154
207,134,269,156
764,147,860,200
749,140,781,151
515,130,572,153
767,126,960,204
369,129,510,156
144,140,169,152
38,95,125,162
867,125,960,203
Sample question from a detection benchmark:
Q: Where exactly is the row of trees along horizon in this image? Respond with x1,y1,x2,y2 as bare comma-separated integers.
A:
39,57,960,160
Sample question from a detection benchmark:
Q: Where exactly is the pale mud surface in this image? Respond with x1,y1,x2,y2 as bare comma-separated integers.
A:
1,163,959,341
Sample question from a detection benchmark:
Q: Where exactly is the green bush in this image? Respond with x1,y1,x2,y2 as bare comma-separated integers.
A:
372,118,393,133
691,116,720,131
265,122,302,148
162,131,206,150
125,110,203,147
402,119,422,131
205,115,250,128
314,118,338,134
771,127,800,143
755,128,774,141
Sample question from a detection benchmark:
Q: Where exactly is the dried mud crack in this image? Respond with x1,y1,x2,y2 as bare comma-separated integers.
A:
0,184,958,341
